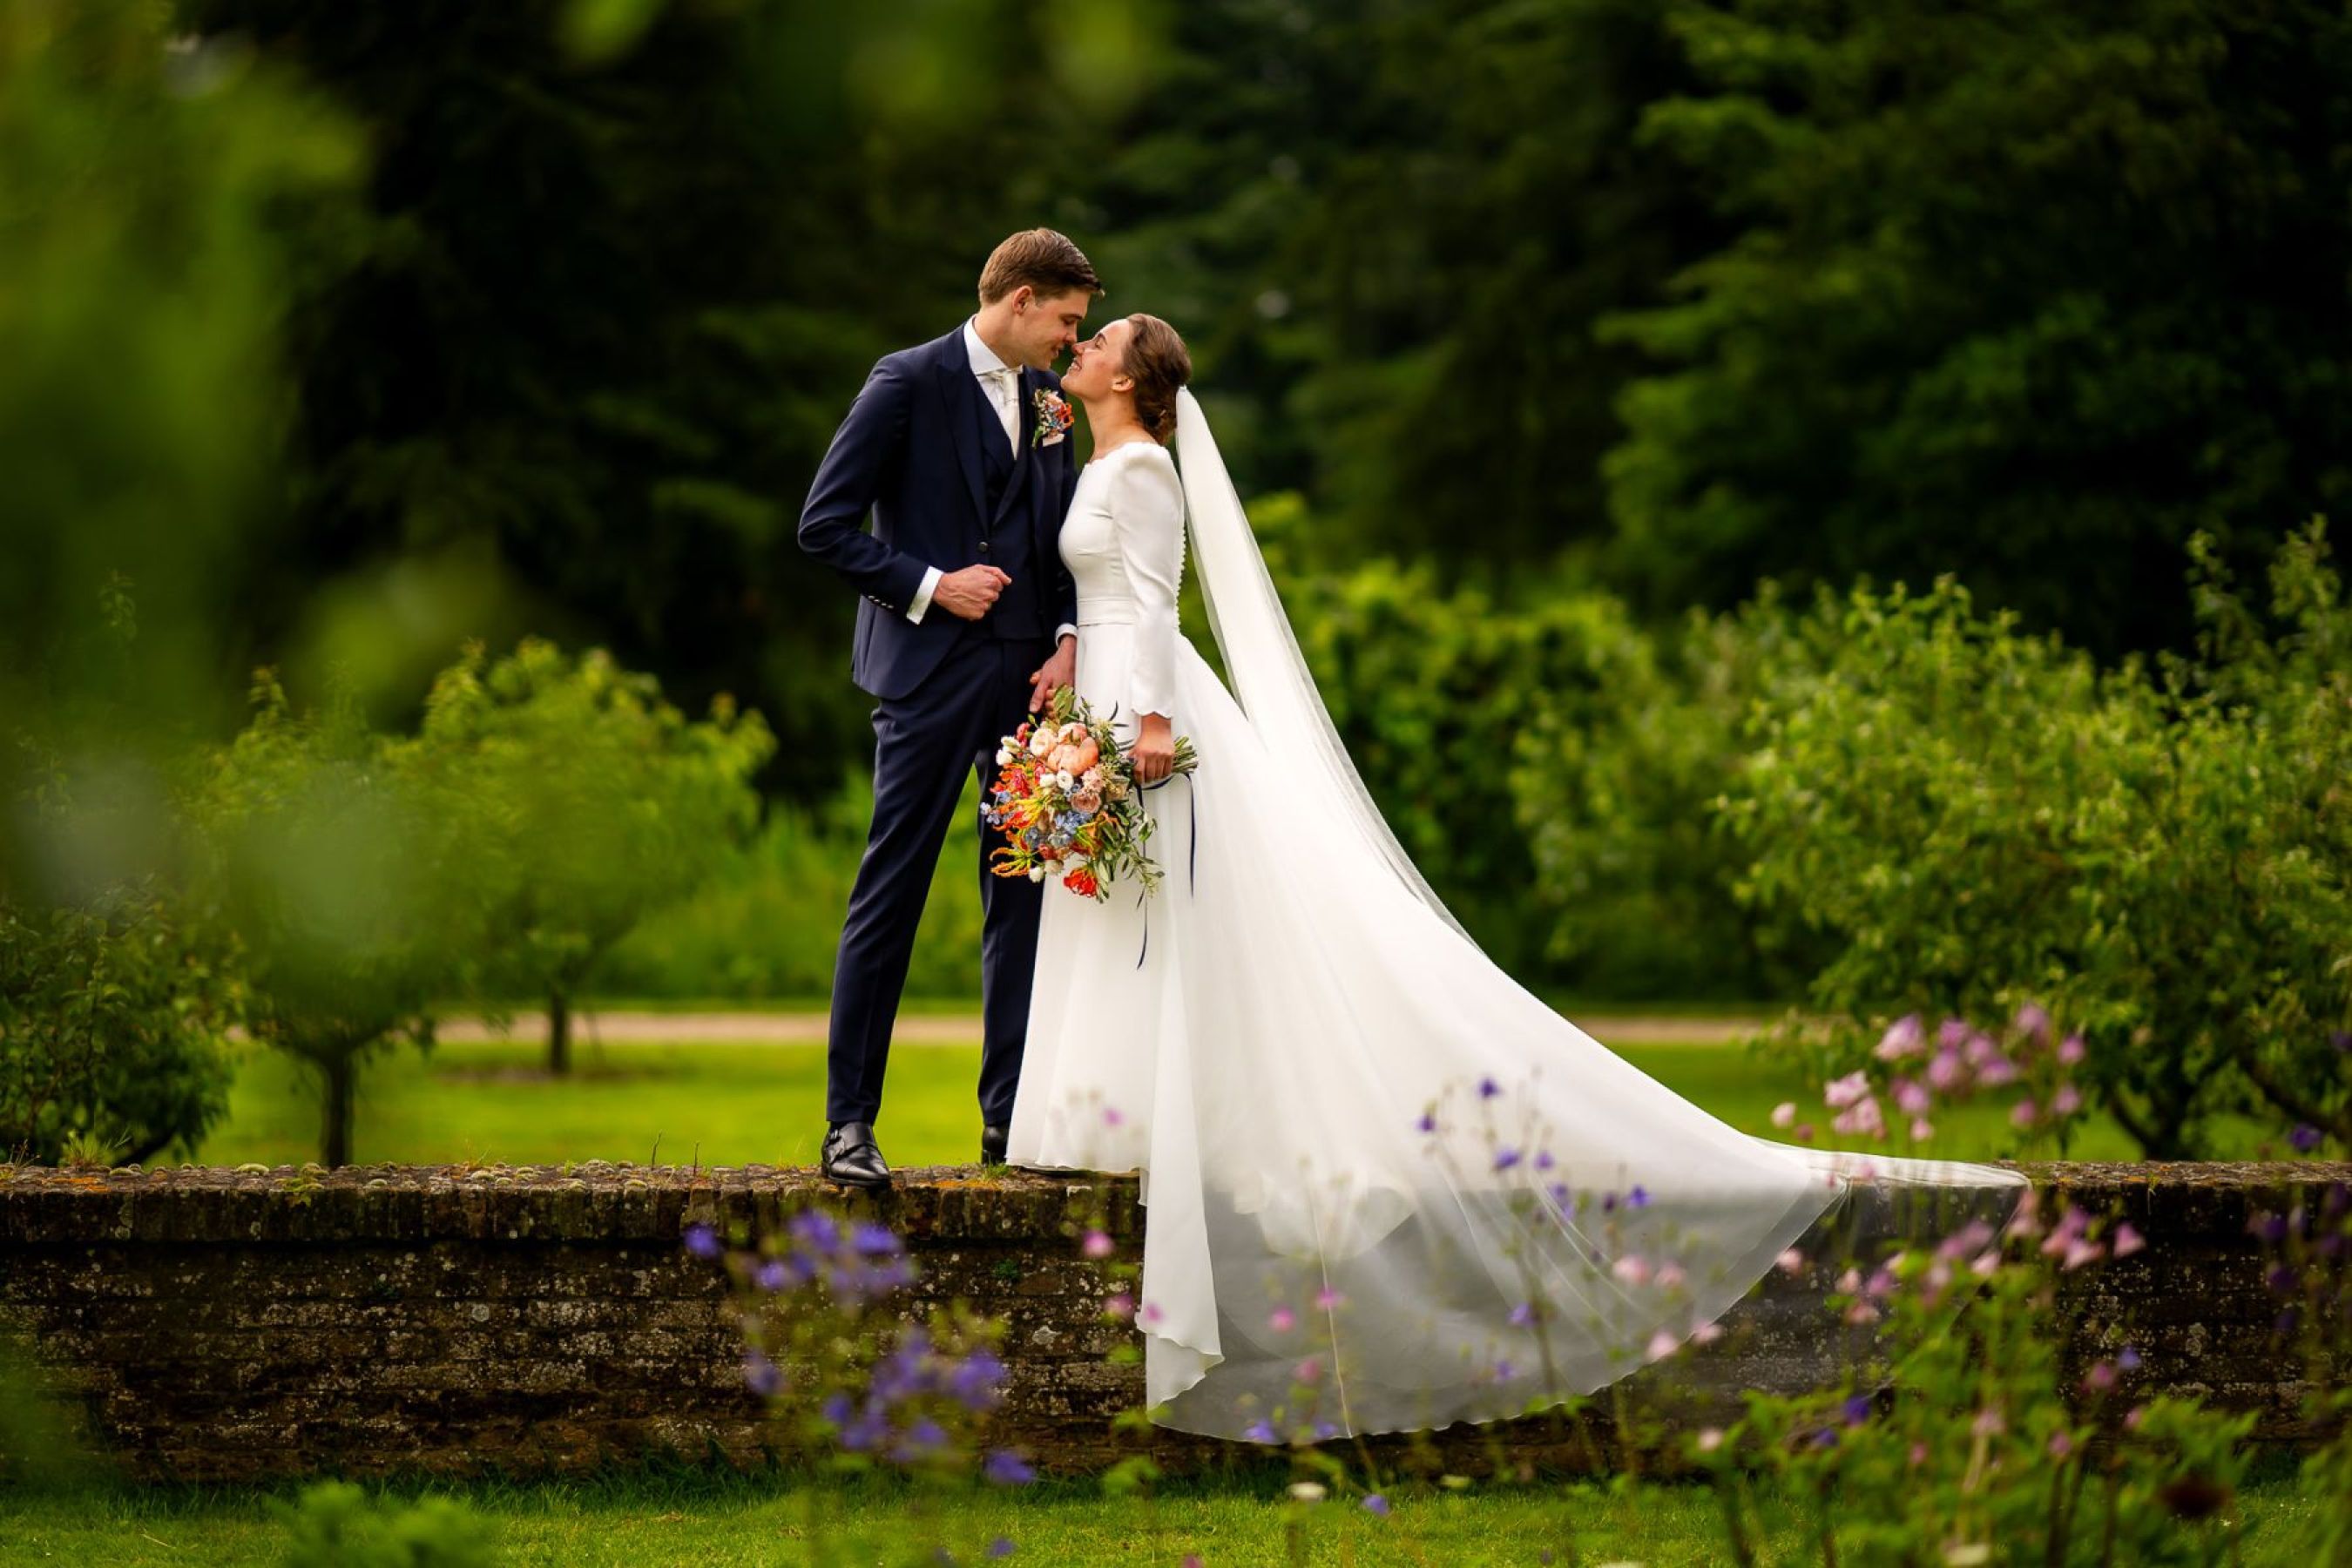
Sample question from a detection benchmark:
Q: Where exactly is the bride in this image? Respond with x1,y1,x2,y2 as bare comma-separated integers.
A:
1005,313,2024,1442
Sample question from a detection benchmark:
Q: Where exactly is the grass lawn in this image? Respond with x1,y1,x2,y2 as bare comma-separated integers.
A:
192,1026,2166,1170
0,1469,2324,1567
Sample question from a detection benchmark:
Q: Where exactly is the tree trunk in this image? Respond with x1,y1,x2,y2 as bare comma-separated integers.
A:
548,988,571,1076
322,1051,355,1167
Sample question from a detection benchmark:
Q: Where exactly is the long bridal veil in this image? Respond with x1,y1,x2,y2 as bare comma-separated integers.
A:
1132,389,2025,1440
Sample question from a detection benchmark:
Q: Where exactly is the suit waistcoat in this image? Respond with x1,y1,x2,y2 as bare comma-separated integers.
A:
969,375,1049,642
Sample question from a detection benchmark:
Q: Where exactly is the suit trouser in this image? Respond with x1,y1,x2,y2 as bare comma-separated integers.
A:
826,632,1046,1129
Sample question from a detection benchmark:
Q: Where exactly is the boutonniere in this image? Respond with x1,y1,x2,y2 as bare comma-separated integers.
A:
1031,388,1074,448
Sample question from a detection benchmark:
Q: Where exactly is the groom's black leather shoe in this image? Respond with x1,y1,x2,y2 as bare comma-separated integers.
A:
821,1122,891,1189
979,1124,1010,1166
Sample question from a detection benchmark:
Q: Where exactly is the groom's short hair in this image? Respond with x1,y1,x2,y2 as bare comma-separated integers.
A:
978,229,1103,305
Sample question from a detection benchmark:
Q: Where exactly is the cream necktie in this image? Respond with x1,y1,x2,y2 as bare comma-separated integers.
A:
981,367,1018,455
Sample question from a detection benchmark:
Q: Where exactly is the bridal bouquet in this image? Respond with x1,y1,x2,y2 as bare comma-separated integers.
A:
983,686,1196,900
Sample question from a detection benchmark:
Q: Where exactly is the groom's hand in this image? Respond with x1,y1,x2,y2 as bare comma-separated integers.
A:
1028,634,1077,712
936,564,1011,621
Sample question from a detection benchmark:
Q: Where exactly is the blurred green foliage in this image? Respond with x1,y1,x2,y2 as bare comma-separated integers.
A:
274,1480,495,1568
0,2,362,898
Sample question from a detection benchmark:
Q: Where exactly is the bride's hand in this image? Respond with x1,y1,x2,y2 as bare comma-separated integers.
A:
1028,634,1076,713
1132,713,1176,786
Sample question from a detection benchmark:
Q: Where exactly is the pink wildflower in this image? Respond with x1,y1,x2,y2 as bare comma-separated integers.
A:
1874,1014,1926,1061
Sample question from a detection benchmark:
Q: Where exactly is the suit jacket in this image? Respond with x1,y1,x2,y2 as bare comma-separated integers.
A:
798,327,1081,700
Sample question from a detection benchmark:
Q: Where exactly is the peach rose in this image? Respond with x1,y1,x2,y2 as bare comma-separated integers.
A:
1046,734,1099,777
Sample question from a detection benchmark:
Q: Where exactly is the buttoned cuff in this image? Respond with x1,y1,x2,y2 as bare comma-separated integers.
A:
908,566,943,625
1054,622,1078,645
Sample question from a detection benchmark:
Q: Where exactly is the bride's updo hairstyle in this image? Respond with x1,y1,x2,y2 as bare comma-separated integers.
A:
1122,314,1192,444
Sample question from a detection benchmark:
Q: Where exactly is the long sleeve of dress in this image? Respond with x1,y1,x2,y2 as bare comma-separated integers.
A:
1112,447,1186,720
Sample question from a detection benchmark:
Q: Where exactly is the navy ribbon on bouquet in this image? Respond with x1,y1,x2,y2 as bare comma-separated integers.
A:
1133,770,1198,971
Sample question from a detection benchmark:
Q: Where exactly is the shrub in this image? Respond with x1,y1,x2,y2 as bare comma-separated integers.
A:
0,881,235,1166
1719,524,2352,1158
598,770,986,1002
1283,554,1794,993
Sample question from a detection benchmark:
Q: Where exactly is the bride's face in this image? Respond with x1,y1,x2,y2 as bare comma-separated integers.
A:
1063,319,1134,406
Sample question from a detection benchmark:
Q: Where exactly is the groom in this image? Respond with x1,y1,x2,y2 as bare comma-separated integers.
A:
797,229,1099,1186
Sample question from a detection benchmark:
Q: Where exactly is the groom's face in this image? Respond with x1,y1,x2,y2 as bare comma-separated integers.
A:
1006,287,1092,371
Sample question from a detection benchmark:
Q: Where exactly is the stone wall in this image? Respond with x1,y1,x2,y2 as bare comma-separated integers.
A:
0,1160,2340,1484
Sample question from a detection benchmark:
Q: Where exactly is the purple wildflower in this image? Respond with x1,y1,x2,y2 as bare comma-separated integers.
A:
1243,1420,1279,1444
987,1538,1016,1559
850,1220,902,1256
1493,1147,1523,1172
754,1259,792,1293
743,1351,784,1397
1416,1111,1437,1134
949,1350,1008,1413
983,1448,1037,1486
1627,1185,1651,1209
1362,1494,1391,1517
2291,1125,2324,1153
1842,1393,1873,1426
892,1416,951,1463
1478,1076,1502,1099
683,1224,721,1260
788,1210,841,1254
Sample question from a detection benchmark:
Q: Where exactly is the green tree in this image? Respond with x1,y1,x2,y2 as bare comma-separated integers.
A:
1718,524,2352,1157
1605,0,2352,659
406,639,774,1071
190,674,497,1166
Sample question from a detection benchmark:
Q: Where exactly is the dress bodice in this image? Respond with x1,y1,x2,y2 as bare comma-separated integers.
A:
1060,442,1184,623
1059,440,1186,720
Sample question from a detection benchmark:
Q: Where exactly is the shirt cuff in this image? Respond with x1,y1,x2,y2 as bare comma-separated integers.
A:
1054,622,1078,645
907,566,943,625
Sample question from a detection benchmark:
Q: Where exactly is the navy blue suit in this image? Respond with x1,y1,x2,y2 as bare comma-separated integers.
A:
799,327,1079,1130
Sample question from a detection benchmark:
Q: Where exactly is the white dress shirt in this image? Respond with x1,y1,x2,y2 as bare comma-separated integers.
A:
903,321,1078,649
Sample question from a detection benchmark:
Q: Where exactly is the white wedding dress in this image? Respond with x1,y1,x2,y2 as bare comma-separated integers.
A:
1008,393,2024,1442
